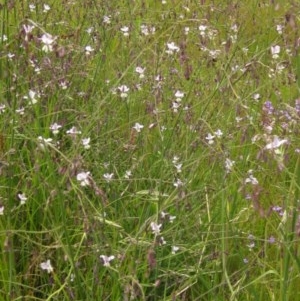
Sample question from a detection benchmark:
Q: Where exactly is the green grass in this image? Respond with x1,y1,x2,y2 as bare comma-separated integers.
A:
0,0,300,300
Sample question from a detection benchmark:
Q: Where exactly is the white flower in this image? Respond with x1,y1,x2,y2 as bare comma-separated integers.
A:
169,215,176,223
82,138,91,149
77,172,90,186
17,193,27,205
173,178,183,188
205,133,215,144
265,136,288,150
100,255,115,267
103,16,111,24
0,205,4,215
16,107,25,115
43,4,51,12
276,24,283,35
253,93,260,101
132,122,144,132
49,123,62,135
29,4,36,11
150,222,162,235
85,45,94,55
166,42,180,54
136,66,145,78
40,259,53,273
214,129,223,137
118,85,129,98
245,174,259,185
271,45,280,59
26,90,39,105
171,246,179,254
103,173,114,182
124,170,132,179
120,26,129,36
38,136,53,150
41,33,55,52
225,158,235,173
184,27,190,35
175,90,184,100
0,104,6,114
66,126,81,135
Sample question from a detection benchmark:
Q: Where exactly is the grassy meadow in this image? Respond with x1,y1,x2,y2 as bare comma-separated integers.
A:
0,0,300,300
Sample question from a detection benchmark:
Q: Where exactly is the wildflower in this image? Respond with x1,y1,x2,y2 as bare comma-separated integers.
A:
22,24,34,41
135,66,145,79
124,170,132,179
166,42,180,54
268,236,276,244
66,126,81,135
16,107,25,115
253,93,260,101
103,16,111,24
271,45,280,59
171,246,179,254
214,129,223,137
0,104,6,114
140,24,155,36
38,136,53,150
118,85,129,98
85,45,94,55
132,122,144,132
205,133,215,145
86,27,94,34
24,90,39,105
172,101,181,113
40,259,53,273
245,174,259,185
169,215,176,223
17,193,27,205
159,236,167,245
41,33,55,52
100,255,115,267
43,4,51,12
243,258,248,264
49,123,62,135
225,158,235,173
199,25,207,36
29,4,35,11
184,27,190,35
0,205,4,215
82,137,91,149
175,90,184,101
120,26,129,36
276,24,283,35
174,163,182,173
103,173,113,182
150,222,162,235
173,178,183,188
265,136,288,150
172,156,179,164
77,172,90,186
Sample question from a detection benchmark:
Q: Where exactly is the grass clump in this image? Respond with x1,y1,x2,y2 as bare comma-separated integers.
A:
0,1,300,300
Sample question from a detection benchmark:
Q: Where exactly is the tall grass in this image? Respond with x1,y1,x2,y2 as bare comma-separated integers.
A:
0,0,300,300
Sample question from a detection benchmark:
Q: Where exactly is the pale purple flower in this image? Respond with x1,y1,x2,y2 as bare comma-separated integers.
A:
265,136,288,150
49,123,62,135
66,126,82,135
100,255,115,267
150,222,162,235
271,45,280,59
41,33,55,52
40,259,53,273
82,138,91,149
77,172,90,186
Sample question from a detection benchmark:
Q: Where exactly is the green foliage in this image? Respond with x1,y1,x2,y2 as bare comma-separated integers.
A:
0,0,300,300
